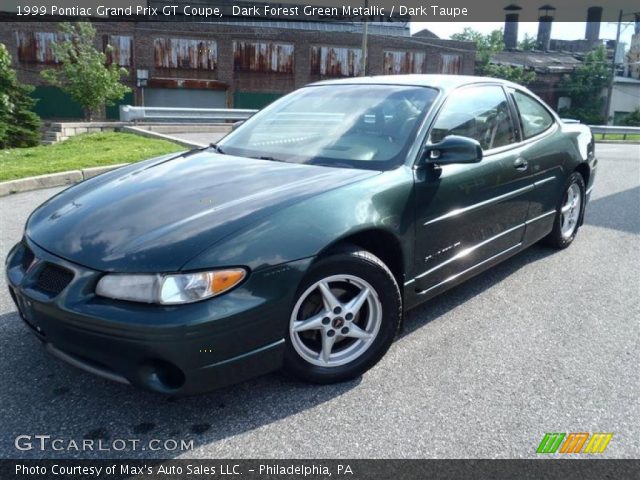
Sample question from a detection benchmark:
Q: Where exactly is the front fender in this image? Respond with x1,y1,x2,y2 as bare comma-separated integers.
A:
182,167,415,272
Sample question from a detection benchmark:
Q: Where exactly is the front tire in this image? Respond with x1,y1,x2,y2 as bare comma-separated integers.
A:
283,247,401,384
543,171,585,249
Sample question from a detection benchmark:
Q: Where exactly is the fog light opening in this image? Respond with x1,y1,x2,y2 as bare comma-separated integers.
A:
139,359,185,393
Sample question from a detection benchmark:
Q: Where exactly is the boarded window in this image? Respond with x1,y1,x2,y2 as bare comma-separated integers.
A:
154,38,217,70
383,51,426,74
16,31,63,64
233,41,294,74
440,54,462,74
310,46,361,77
103,35,132,67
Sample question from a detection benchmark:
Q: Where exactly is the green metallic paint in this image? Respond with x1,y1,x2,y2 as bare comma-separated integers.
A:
6,76,596,393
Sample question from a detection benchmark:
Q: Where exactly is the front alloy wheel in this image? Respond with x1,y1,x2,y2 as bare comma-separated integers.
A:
290,275,382,367
284,247,401,384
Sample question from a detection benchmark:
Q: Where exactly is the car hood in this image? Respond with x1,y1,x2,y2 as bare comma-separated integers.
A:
26,151,377,272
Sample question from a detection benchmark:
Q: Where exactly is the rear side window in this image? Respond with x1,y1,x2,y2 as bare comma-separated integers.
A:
430,85,516,151
512,91,554,139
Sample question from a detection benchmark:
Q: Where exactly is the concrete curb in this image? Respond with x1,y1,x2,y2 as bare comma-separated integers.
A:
0,164,129,197
81,163,129,180
1,127,193,197
596,140,640,145
121,125,206,149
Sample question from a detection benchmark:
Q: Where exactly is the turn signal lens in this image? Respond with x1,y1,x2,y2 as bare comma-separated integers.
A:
211,269,246,294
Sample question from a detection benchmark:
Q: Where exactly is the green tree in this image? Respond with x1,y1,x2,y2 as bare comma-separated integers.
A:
0,43,41,148
450,28,536,85
451,27,504,64
41,22,130,121
518,34,538,51
481,63,536,84
558,46,611,124
621,109,640,126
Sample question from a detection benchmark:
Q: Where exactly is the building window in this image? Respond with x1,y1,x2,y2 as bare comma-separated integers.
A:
383,51,426,74
15,31,64,64
233,41,294,74
310,46,361,77
440,54,462,75
103,35,132,67
154,38,217,70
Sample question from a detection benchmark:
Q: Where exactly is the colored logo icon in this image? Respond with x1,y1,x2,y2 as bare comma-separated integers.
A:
537,433,613,454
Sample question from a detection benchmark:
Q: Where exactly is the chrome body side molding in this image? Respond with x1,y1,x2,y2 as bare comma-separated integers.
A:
415,243,523,295
406,210,555,287
423,176,556,227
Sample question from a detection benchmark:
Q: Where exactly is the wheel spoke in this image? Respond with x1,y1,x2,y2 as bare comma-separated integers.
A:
343,323,373,340
292,312,326,333
345,287,370,316
559,183,582,239
320,333,336,362
289,274,383,368
318,281,341,312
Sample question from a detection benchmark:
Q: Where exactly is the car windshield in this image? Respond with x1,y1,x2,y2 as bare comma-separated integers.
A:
217,84,438,170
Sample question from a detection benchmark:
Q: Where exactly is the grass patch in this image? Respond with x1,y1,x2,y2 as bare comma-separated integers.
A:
594,133,640,141
0,132,185,182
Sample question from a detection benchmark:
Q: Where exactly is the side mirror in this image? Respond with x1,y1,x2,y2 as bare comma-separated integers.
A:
232,120,244,131
423,135,482,165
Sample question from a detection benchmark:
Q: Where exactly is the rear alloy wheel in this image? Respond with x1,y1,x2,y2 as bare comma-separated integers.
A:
284,248,401,384
543,171,586,249
560,182,582,240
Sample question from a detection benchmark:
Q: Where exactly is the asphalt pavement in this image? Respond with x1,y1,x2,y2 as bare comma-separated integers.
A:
0,144,638,459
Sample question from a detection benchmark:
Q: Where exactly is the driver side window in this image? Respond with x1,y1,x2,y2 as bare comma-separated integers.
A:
430,86,517,151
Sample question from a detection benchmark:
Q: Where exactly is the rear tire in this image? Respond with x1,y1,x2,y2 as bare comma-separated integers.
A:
543,172,585,249
283,247,401,384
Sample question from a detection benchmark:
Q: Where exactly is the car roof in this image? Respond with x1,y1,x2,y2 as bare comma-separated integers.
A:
309,74,523,92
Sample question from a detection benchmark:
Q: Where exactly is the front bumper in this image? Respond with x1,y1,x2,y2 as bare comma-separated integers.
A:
6,238,310,395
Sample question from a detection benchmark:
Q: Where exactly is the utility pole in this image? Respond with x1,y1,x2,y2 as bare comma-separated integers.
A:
360,0,368,76
604,9,623,125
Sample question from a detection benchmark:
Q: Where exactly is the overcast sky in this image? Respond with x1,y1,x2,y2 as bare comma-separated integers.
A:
410,22,636,50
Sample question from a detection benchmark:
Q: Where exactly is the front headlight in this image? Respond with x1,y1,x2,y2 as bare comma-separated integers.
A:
95,269,246,304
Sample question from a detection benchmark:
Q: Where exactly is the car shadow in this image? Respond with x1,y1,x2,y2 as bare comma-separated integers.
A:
0,243,568,459
0,310,360,458
400,244,556,338
583,186,640,235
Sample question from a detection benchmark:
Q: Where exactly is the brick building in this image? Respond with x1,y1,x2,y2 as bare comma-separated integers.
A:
0,20,475,120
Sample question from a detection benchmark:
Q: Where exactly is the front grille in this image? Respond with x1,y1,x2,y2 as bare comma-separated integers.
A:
21,245,35,271
36,263,74,295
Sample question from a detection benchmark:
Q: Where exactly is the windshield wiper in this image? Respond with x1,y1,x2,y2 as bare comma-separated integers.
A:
252,155,286,162
210,144,226,154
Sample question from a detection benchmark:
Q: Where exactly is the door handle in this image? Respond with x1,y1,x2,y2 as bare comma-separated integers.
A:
514,158,528,171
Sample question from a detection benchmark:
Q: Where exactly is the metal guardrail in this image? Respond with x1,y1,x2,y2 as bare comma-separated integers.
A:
119,105,258,123
588,125,640,139
119,107,640,138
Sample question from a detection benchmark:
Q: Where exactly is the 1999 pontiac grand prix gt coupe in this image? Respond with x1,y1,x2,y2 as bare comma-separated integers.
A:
6,76,596,394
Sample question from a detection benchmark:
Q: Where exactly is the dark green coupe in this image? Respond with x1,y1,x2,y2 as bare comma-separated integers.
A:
6,75,596,394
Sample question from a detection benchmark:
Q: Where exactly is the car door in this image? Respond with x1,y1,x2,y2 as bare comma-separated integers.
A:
507,88,564,241
411,84,532,294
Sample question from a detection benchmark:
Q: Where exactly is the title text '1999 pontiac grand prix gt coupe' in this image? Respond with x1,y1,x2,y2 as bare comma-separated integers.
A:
6,76,596,395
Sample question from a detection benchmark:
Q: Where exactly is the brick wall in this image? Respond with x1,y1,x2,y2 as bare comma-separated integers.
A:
1,22,476,116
